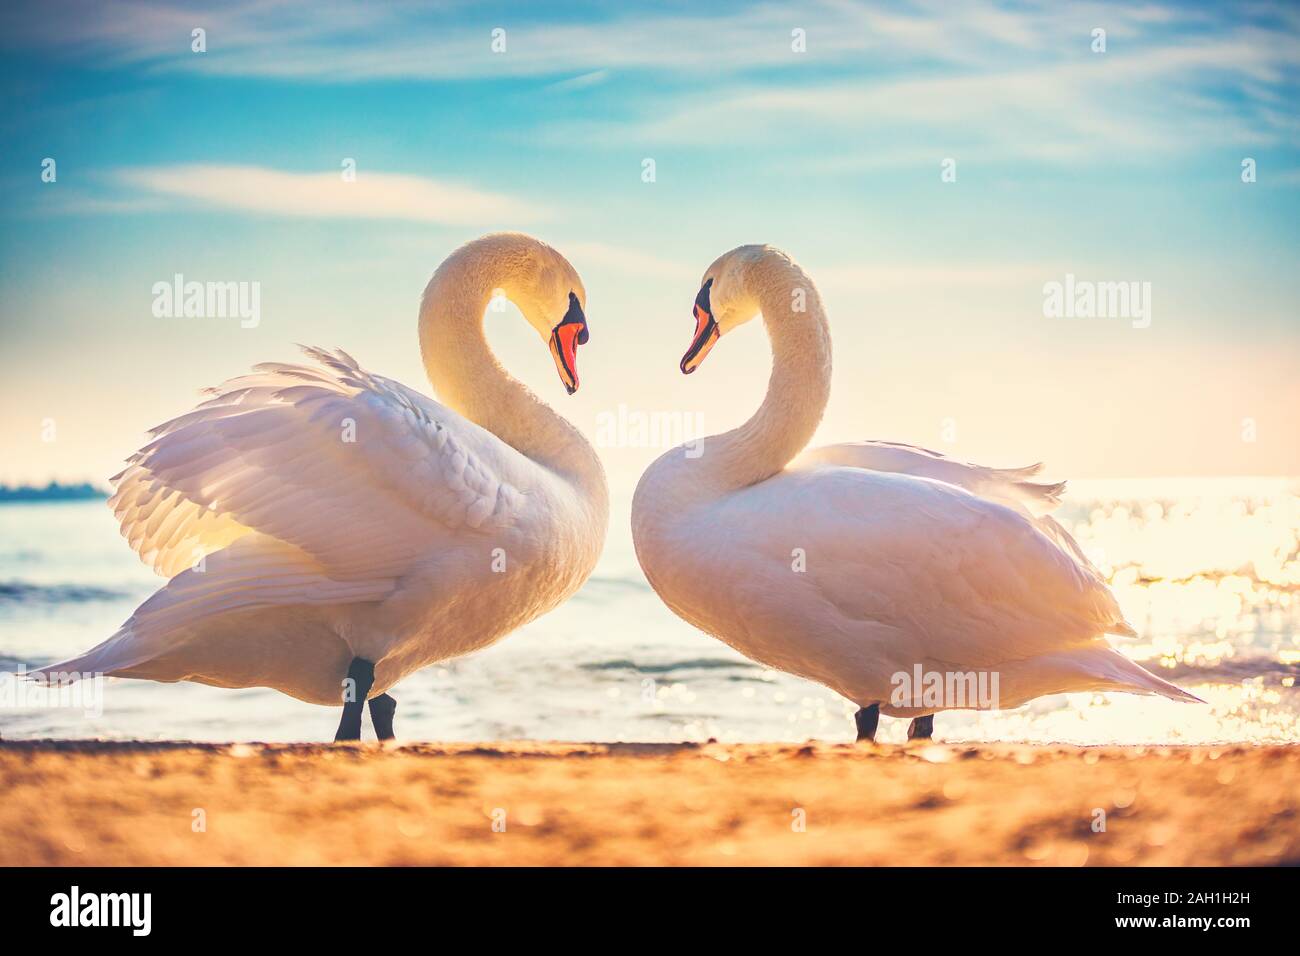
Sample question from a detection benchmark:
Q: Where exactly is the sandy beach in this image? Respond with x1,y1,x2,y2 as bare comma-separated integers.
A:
3,740,1297,866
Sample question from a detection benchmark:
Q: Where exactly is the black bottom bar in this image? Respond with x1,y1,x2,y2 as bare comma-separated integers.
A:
0,866,1284,940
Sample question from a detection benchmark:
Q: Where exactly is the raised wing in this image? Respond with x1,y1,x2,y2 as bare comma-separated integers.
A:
110,347,525,579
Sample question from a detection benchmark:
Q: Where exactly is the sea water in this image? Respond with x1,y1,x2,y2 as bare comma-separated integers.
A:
1,478,1296,744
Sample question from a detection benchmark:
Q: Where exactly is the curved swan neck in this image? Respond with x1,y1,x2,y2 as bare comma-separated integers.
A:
417,238,605,501
706,252,832,491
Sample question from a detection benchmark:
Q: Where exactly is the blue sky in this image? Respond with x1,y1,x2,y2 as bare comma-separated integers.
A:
1,0,1298,490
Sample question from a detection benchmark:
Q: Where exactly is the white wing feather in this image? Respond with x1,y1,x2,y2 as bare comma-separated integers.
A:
110,347,524,579
731,440,1146,670
794,439,1116,607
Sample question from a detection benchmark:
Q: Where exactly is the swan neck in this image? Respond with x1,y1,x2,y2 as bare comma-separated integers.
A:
417,241,605,501
710,255,832,490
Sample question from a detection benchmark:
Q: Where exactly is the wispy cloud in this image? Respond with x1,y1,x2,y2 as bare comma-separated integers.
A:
6,0,1296,170
543,70,610,93
0,0,877,80
2,0,1235,82
542,22,1300,162
109,165,550,224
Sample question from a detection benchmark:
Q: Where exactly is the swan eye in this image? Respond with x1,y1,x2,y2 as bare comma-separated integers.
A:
695,277,714,316
568,292,590,345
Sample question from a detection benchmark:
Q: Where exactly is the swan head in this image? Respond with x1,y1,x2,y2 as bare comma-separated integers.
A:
681,245,767,374
503,239,590,394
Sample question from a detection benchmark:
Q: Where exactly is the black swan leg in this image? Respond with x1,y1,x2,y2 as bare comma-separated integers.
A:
907,714,935,740
854,704,880,743
334,657,375,741
369,693,397,741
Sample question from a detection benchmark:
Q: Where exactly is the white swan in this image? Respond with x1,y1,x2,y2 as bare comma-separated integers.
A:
631,244,1199,742
37,233,608,740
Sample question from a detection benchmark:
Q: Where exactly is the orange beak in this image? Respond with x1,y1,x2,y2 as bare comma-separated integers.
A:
550,292,588,394
681,278,718,374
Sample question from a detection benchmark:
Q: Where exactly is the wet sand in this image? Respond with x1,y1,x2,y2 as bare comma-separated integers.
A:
2,740,1297,866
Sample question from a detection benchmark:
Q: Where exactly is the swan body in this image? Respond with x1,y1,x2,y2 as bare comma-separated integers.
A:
38,234,608,714
632,245,1198,730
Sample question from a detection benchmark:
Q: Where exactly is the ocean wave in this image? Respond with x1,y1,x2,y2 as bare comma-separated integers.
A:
580,657,762,675
0,581,125,605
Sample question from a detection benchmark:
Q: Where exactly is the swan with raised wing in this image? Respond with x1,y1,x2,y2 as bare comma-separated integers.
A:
631,244,1200,742
37,233,608,741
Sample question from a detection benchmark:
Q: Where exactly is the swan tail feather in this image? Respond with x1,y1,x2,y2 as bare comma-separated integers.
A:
994,462,1045,480
1001,474,1066,513
30,623,153,684
1056,644,1205,704
32,536,394,684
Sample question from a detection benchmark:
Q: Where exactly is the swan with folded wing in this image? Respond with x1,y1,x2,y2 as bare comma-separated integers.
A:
631,244,1199,742
37,233,608,741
